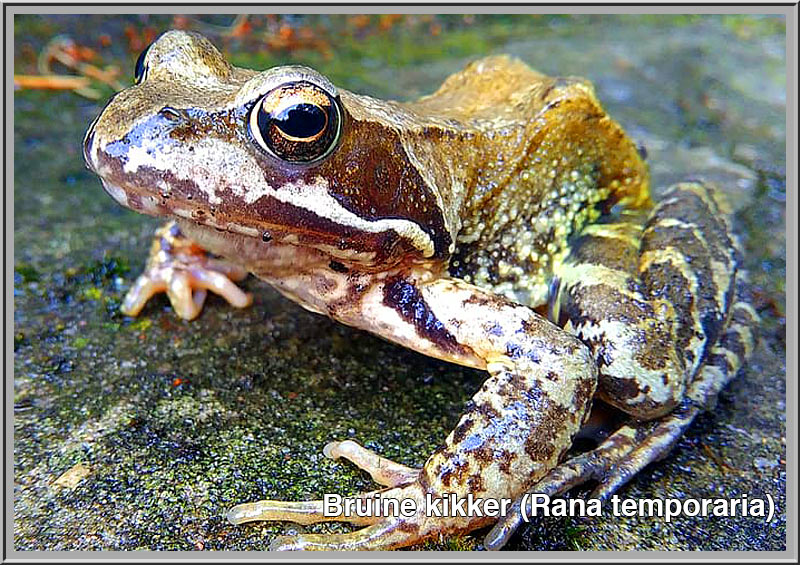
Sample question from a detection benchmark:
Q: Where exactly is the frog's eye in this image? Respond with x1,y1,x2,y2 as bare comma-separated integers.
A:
248,81,341,164
134,44,151,84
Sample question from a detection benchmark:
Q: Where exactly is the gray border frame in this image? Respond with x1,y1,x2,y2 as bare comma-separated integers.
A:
5,3,797,562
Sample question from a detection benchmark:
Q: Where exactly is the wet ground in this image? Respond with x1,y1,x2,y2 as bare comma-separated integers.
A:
13,14,786,552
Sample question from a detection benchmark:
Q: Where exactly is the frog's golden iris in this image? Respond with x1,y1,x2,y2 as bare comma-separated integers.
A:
248,81,342,164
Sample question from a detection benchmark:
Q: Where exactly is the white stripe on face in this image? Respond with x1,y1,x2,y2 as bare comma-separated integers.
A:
101,127,434,257
268,178,435,257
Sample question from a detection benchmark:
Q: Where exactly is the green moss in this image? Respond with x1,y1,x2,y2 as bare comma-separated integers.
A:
81,287,103,301
563,521,589,550
129,318,152,332
73,336,90,349
15,263,41,283
420,534,479,551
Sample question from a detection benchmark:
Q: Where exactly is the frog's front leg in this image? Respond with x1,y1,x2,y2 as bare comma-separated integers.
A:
122,221,252,320
228,276,597,550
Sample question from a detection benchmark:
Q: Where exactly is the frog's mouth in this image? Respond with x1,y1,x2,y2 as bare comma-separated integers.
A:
94,171,419,270
85,136,295,244
97,174,288,243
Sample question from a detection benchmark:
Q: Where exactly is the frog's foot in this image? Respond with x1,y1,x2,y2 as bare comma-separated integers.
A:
228,275,600,550
229,481,435,551
122,221,252,320
485,298,758,550
227,440,428,550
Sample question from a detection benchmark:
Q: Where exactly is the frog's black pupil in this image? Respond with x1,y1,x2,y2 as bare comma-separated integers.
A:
249,83,341,163
134,44,150,83
274,103,326,139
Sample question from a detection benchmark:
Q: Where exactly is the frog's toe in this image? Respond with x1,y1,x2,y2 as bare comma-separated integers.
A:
121,266,212,320
165,270,208,320
184,266,252,309
323,440,421,487
267,520,418,551
227,495,380,529
230,482,432,551
228,441,434,550
122,221,253,319
152,263,251,320
120,273,168,317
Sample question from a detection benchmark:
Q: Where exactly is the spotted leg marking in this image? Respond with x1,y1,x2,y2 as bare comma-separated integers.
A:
486,182,758,549
228,275,597,550
485,293,758,550
122,221,252,320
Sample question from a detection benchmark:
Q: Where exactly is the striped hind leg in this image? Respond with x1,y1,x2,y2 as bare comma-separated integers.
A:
584,292,759,496
550,181,743,420
486,182,758,549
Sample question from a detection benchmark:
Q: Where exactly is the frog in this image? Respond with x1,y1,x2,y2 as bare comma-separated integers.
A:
82,30,758,551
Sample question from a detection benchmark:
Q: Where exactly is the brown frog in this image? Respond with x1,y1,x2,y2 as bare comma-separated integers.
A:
83,30,758,550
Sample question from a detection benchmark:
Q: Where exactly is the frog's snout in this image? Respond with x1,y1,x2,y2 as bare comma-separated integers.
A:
82,101,156,213
83,89,125,175
83,106,127,208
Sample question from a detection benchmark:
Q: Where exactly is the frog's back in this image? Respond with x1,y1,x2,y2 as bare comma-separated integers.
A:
409,56,650,307
410,55,554,123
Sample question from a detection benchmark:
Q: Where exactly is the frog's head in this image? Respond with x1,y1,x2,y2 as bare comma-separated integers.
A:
84,30,451,266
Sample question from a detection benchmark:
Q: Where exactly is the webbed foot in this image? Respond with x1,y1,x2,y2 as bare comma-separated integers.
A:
122,221,252,320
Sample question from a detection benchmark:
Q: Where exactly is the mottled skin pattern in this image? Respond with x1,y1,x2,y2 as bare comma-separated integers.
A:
83,31,757,550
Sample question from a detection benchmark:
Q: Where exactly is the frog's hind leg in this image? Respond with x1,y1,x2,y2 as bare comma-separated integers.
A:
552,180,743,420
586,285,757,500
485,293,758,550
485,181,758,550
582,292,756,498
